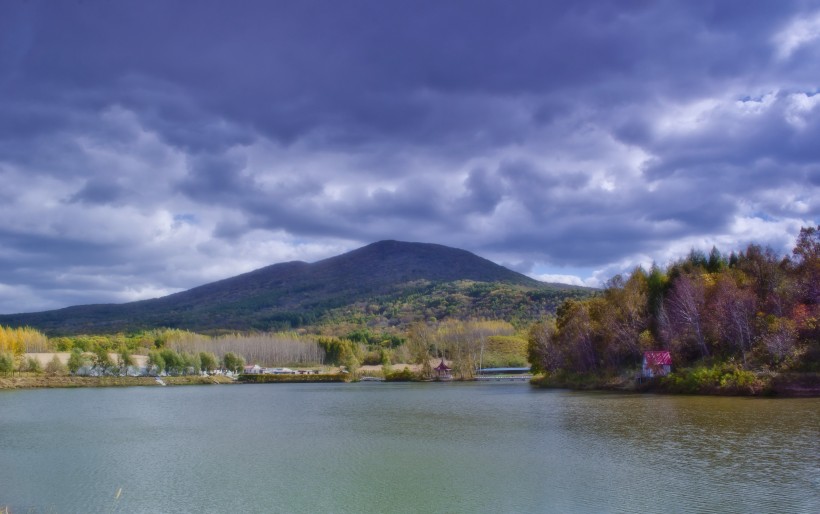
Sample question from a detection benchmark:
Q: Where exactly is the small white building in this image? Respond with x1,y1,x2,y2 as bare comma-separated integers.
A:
243,364,264,374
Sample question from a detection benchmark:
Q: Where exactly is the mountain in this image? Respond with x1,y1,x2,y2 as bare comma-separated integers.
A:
0,240,591,334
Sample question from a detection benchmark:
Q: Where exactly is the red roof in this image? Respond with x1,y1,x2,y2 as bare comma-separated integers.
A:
643,351,672,366
434,359,451,371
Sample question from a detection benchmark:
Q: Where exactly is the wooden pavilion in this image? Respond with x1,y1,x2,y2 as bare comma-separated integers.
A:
434,359,452,380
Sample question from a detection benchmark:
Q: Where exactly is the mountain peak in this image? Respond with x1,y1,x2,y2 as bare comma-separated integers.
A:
320,240,538,287
0,240,576,334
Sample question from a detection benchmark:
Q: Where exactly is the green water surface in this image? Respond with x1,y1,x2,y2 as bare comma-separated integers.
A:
1,382,817,513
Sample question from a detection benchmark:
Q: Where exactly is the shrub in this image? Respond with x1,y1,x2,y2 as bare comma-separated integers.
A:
661,362,763,394
67,349,88,374
361,350,382,366
0,352,14,375
45,355,68,376
21,356,43,374
384,367,417,382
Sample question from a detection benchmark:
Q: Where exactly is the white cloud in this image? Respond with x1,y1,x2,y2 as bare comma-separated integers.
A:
655,97,724,137
533,274,601,288
784,91,820,128
773,11,820,60
1,1,818,315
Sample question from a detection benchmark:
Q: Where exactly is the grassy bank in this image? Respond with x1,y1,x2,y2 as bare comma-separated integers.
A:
0,374,235,389
530,367,820,397
238,373,345,383
530,372,635,392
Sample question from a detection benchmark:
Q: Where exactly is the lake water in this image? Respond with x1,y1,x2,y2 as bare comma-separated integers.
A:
1,382,818,513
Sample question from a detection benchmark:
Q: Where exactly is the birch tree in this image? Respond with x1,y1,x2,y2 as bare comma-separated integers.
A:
665,273,709,358
407,322,434,379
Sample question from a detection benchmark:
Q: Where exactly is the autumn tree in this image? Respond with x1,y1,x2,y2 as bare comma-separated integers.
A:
556,299,598,372
22,356,43,374
45,354,67,376
339,343,360,378
468,320,513,369
663,273,709,360
792,225,820,305
407,322,434,379
182,352,201,375
199,352,218,373
148,350,165,375
527,319,562,374
0,326,49,355
708,273,756,366
525,226,818,378
598,269,651,367
94,347,114,374
706,246,727,273
160,348,183,375
170,332,326,366
437,319,475,379
757,315,798,366
67,348,87,374
0,352,14,375
736,244,789,316
118,346,135,376
222,352,245,374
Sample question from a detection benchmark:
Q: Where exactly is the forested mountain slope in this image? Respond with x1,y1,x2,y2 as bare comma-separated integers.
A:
0,240,591,334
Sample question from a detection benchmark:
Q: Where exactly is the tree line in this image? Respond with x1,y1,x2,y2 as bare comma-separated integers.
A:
168,332,326,366
0,326,49,354
407,319,521,379
527,226,819,377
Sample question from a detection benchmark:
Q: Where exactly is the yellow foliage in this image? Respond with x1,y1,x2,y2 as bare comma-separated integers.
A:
0,325,49,355
701,272,717,287
486,335,527,355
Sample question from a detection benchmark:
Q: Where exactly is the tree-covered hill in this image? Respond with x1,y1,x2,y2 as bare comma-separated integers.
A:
528,226,820,392
0,240,593,335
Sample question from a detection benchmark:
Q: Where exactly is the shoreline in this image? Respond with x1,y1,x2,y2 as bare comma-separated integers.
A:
530,372,820,398
0,370,820,398
0,374,235,389
2,372,818,397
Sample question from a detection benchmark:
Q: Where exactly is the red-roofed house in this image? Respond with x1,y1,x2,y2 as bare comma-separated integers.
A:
642,351,672,378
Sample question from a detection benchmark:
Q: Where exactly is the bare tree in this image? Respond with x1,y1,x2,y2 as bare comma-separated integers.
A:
664,273,709,359
170,332,325,366
709,275,756,366
792,225,820,305
758,316,798,366
407,322,434,379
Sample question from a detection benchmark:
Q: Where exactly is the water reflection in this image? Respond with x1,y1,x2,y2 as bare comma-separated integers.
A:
542,392,819,513
0,384,817,513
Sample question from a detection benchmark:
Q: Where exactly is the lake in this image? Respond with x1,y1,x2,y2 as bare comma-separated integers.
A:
1,382,818,513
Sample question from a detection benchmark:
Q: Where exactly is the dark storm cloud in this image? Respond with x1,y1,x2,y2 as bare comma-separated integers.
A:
69,179,127,205
462,168,504,214
0,230,118,276
642,94,820,179
178,152,254,201
2,0,794,147
0,0,817,312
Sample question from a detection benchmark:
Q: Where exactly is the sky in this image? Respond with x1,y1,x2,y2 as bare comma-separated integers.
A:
0,0,818,314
